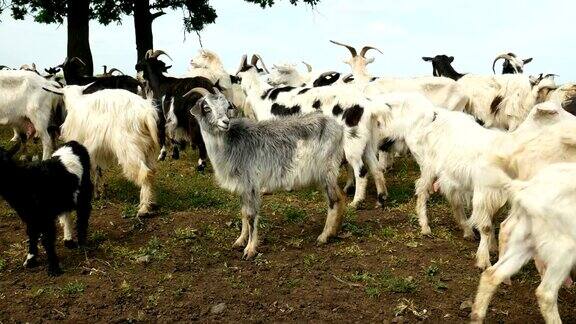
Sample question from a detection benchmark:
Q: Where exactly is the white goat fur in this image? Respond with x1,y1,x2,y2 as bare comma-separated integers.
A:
186,49,251,118
382,99,576,269
471,163,576,324
456,74,556,130
59,86,160,216
0,70,62,159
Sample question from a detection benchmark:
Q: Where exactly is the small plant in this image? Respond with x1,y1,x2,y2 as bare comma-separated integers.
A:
426,264,440,278
379,271,418,293
173,227,198,243
89,230,108,245
365,286,381,298
303,253,318,267
380,226,397,239
62,281,85,295
0,257,6,271
283,206,307,223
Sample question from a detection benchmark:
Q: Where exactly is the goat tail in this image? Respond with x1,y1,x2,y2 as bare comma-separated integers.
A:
478,154,528,198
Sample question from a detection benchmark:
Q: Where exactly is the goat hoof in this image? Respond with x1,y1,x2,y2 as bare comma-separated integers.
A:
196,163,206,172
475,258,492,270
344,186,355,196
232,240,246,250
64,240,78,249
47,266,63,277
23,255,39,268
171,151,180,160
316,234,329,245
348,201,365,210
376,193,387,209
157,152,167,161
242,249,258,260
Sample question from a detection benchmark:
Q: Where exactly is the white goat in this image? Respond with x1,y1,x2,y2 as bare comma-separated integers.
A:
0,70,62,160
186,49,251,118
50,85,160,217
471,162,576,324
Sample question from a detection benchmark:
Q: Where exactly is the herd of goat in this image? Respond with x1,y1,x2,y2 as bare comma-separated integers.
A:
1,40,576,323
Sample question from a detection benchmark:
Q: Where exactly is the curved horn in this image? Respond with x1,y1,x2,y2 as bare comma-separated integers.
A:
71,57,87,66
108,68,125,75
545,73,559,78
150,49,172,61
144,49,154,59
236,54,248,74
359,46,383,58
252,54,270,74
302,61,313,72
330,40,357,57
0,65,11,70
183,87,211,98
492,53,516,74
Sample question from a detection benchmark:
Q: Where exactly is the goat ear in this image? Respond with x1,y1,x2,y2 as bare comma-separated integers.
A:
366,57,375,64
534,104,559,117
422,57,433,62
523,58,533,65
449,56,454,63
190,98,204,117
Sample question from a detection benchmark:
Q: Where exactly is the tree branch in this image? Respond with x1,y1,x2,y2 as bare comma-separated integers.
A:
150,11,166,21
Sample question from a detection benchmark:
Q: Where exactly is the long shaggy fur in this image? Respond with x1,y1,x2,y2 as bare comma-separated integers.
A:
471,163,576,324
0,70,63,159
59,86,159,217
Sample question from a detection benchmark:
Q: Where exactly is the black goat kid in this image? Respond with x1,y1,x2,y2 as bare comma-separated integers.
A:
0,141,93,276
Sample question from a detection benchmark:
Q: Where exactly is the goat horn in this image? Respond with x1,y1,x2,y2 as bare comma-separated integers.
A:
492,53,516,74
330,40,357,57
108,68,125,75
71,57,87,66
184,87,211,98
359,46,383,58
545,73,559,78
150,49,172,61
0,65,10,70
302,61,313,72
252,54,270,74
144,49,153,59
236,54,248,74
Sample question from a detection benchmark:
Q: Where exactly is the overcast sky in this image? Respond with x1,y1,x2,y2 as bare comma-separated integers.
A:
1,0,574,82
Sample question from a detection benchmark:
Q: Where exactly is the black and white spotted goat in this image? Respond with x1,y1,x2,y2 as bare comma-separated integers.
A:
187,87,346,259
0,141,93,276
238,54,406,209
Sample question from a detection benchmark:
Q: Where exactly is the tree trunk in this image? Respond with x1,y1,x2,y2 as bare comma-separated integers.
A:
67,0,93,76
133,0,153,63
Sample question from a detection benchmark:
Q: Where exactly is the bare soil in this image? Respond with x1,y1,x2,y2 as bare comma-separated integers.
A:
0,130,575,323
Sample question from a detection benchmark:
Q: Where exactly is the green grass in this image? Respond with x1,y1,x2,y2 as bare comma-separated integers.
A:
0,257,6,271
61,281,86,295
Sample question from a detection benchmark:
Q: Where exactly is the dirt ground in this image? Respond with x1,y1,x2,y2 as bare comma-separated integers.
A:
0,128,575,323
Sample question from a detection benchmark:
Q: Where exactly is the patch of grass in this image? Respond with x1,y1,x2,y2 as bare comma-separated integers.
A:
61,281,86,295
286,238,304,248
89,230,108,246
365,286,381,298
138,236,167,261
173,227,198,243
336,244,366,257
283,206,307,223
379,271,418,293
425,264,440,278
0,257,6,272
380,226,398,240
303,253,318,267
387,181,414,205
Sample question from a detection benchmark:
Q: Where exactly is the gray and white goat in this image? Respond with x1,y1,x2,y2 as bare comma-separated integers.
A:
188,87,346,259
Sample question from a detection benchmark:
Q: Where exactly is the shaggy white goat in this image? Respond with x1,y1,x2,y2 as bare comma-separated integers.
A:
49,85,160,217
471,162,576,324
0,70,62,159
